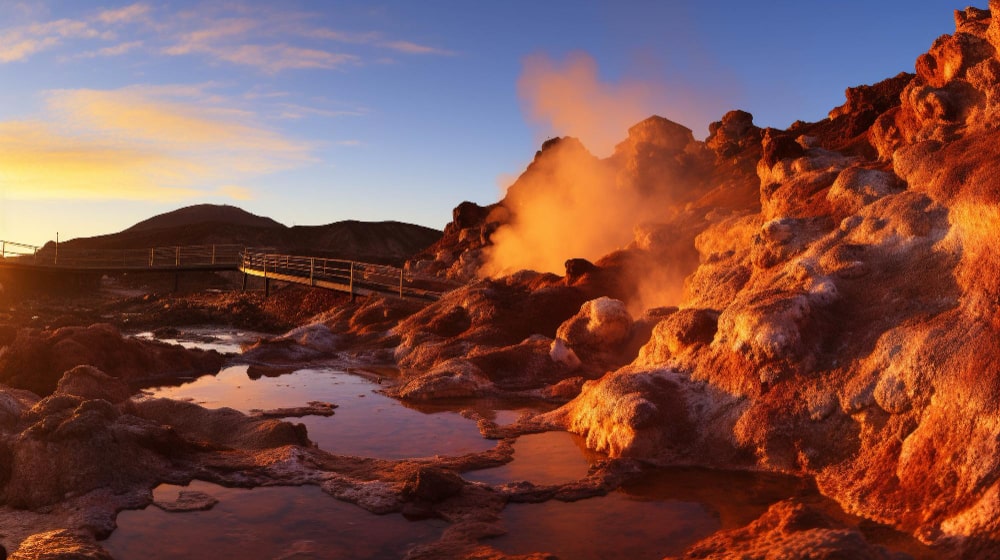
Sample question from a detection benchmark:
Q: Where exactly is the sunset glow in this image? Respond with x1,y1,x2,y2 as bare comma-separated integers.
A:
0,1,951,246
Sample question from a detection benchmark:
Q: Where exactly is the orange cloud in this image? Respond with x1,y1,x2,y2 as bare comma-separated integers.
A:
0,86,313,201
0,121,200,200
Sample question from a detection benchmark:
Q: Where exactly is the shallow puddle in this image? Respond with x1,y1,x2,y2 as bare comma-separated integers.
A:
103,480,445,559
143,366,497,459
491,467,814,559
133,326,267,354
495,493,718,560
464,431,603,486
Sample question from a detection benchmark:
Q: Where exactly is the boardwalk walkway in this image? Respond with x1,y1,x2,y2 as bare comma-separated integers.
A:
239,250,452,300
0,241,453,300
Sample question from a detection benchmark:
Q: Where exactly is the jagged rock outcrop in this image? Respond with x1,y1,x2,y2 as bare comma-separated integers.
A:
667,500,905,560
9,529,113,560
529,6,1000,556
0,324,224,396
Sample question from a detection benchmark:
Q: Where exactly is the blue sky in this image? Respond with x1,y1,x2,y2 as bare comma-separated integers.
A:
0,1,967,246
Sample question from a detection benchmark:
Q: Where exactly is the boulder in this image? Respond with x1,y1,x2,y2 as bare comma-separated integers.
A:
668,500,904,560
53,366,130,404
9,529,112,560
0,324,223,397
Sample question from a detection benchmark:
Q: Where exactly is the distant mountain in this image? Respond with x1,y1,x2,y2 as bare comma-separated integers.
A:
52,204,442,264
124,204,284,233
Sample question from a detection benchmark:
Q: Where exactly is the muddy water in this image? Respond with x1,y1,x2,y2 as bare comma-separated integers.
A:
103,480,445,559
143,365,497,459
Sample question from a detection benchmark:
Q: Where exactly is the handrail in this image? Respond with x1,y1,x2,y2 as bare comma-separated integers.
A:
0,240,40,259
239,249,454,300
0,239,457,300
7,243,245,269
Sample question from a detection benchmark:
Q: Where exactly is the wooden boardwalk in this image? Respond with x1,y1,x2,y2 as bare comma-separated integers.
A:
0,240,453,300
239,250,451,301
0,241,243,272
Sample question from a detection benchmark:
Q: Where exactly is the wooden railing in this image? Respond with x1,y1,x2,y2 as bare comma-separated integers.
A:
1,243,244,269
0,240,40,259
0,240,456,300
239,250,452,300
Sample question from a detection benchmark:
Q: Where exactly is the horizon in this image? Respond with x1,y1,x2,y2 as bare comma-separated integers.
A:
0,1,968,246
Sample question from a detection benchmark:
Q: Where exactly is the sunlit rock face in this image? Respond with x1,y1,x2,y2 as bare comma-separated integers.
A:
9,530,113,560
666,500,904,560
0,324,224,396
400,5,1000,555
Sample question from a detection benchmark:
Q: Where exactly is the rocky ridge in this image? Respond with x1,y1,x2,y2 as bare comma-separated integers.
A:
4,4,1000,559
397,4,1000,557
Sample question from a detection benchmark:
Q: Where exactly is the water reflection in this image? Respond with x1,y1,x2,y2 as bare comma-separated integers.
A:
495,494,718,560
133,327,267,354
142,366,497,459
464,431,603,486
490,468,813,560
103,480,445,559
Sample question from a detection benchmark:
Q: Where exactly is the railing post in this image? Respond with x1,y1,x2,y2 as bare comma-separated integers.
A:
399,268,404,298
1,241,5,259
175,247,180,267
349,262,354,298
149,248,154,267
211,245,216,265
310,258,315,286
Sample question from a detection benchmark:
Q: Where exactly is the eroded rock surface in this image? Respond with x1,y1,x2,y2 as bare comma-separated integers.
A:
0,323,223,396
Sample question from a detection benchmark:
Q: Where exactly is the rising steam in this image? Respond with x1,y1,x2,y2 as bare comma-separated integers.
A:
517,52,659,157
482,52,728,313
482,137,640,277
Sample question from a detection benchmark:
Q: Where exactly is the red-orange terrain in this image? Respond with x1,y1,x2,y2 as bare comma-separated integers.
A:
3,5,1000,559
397,5,1000,557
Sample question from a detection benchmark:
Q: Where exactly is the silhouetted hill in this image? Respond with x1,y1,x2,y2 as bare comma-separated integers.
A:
53,204,442,264
124,204,283,233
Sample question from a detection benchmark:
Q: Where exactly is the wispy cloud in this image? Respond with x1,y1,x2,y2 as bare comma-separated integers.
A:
308,27,455,56
0,3,454,70
381,40,455,56
276,102,366,119
0,85,313,201
162,17,257,56
0,17,108,62
0,35,57,62
75,40,143,59
211,44,359,73
162,16,361,73
96,3,151,25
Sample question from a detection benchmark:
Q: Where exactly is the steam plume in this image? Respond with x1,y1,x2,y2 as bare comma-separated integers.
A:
517,52,659,157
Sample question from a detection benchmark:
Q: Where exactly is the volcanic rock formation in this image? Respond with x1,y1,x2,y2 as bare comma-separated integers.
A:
398,4,1000,557
9,4,1000,559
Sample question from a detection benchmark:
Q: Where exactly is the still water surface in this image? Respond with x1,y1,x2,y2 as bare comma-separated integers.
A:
122,330,933,559
104,481,445,559
143,365,496,459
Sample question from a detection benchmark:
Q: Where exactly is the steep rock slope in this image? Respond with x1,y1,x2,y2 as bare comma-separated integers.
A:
398,5,1000,556
539,6,1000,556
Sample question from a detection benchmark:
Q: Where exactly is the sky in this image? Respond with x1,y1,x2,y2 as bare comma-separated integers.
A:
0,0,971,247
